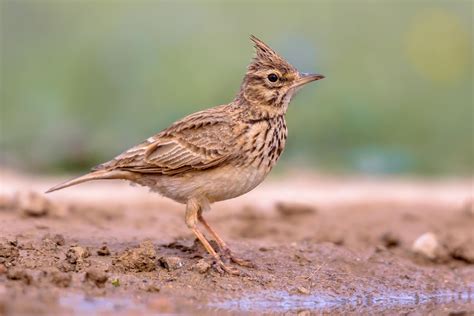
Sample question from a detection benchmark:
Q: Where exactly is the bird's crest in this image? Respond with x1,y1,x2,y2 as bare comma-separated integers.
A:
248,35,295,73
250,35,281,62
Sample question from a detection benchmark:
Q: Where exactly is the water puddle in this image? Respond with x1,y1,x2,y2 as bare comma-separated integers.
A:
59,294,146,316
210,287,474,313
59,287,474,314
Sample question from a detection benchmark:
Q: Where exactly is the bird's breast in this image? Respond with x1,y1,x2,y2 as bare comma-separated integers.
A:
135,115,288,204
239,115,288,173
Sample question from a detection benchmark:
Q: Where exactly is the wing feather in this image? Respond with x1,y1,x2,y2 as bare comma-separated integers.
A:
93,105,240,175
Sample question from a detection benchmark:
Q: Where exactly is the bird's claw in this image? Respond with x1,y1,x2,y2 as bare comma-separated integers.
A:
220,248,255,268
230,255,255,268
213,260,241,275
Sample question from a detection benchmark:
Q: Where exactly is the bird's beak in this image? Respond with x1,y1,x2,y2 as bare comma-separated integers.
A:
292,73,325,89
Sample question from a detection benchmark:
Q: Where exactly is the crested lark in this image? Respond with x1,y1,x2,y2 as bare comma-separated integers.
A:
47,35,324,274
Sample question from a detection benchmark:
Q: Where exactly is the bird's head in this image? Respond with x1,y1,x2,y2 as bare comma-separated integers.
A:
236,35,324,112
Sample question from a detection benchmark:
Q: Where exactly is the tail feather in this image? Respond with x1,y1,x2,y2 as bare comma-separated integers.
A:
45,169,135,193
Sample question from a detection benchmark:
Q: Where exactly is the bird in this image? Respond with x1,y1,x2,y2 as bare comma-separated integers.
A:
46,35,324,274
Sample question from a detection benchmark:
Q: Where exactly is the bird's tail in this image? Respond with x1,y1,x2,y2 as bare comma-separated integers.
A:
45,169,135,193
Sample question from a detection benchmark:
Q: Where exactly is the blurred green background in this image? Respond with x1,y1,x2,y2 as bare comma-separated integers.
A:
1,0,472,176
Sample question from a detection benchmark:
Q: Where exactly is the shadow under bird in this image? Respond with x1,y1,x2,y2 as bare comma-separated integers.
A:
47,35,325,274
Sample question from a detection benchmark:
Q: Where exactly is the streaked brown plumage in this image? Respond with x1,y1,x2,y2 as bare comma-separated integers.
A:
47,35,324,274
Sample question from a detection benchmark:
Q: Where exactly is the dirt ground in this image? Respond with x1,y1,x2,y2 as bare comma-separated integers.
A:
0,169,473,315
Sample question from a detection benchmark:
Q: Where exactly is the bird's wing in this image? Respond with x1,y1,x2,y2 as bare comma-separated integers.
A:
93,106,240,175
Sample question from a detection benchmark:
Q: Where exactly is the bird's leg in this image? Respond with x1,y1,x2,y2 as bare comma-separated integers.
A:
186,198,240,275
198,209,254,268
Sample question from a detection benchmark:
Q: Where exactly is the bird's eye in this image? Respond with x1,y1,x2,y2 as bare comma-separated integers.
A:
267,73,279,82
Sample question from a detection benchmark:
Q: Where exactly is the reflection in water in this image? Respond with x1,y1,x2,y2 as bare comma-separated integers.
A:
60,294,143,316
210,287,474,313
59,287,474,315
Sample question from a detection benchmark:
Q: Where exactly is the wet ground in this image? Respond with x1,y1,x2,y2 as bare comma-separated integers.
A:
0,169,473,315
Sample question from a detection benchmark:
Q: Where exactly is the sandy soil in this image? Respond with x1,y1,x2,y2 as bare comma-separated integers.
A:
0,169,473,315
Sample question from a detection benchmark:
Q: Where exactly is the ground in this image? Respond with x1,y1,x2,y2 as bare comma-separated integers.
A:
0,169,473,315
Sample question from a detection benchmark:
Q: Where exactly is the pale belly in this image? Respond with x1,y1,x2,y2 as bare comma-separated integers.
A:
136,165,270,204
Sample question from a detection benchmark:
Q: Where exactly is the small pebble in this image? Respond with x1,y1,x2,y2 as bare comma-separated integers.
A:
380,232,400,248
52,234,66,246
17,191,50,217
84,268,108,288
97,245,111,256
412,232,439,259
193,259,211,274
66,246,90,264
42,234,65,249
159,256,183,271
114,240,156,272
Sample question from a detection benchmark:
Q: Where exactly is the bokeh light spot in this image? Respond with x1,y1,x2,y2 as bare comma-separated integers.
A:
404,8,471,82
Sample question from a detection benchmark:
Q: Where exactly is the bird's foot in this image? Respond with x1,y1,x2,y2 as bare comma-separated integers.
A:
221,248,255,268
213,260,241,275
229,255,255,268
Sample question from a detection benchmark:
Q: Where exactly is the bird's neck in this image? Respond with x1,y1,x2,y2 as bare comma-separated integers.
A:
232,98,286,123
234,91,288,120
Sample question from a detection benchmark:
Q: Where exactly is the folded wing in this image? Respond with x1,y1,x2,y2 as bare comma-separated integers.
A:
93,106,239,175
